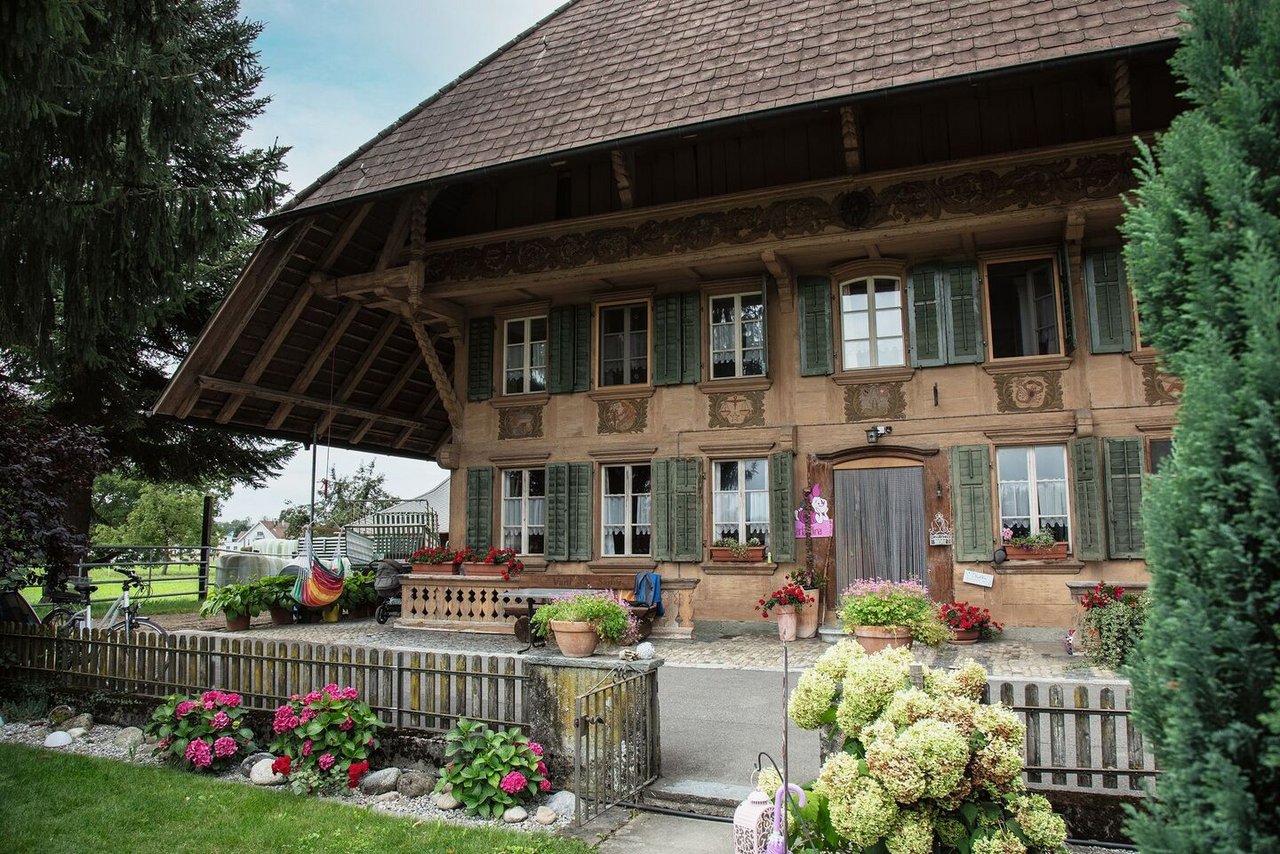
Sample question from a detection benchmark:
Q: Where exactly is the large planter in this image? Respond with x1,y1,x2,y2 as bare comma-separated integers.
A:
224,613,251,632
949,628,980,645
268,604,293,626
709,546,766,563
852,625,913,653
550,620,601,658
411,562,454,574
796,589,821,639
1004,542,1069,559
775,605,797,642
459,562,510,579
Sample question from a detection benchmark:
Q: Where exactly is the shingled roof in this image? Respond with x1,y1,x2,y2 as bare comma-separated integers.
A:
278,0,1184,218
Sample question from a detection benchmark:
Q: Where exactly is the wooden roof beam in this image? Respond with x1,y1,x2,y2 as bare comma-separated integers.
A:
311,266,412,299
349,351,424,445
610,149,635,209
199,376,430,433
377,194,415,271
314,314,402,436
215,283,314,424
1112,60,1132,135
392,390,442,449
314,201,374,274
405,259,463,433
839,105,862,174
265,301,363,429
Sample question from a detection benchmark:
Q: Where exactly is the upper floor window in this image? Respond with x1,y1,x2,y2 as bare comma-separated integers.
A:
840,277,905,369
599,304,648,387
504,317,547,394
997,445,1070,544
710,293,765,379
602,463,651,556
501,468,545,555
986,258,1061,359
713,459,770,544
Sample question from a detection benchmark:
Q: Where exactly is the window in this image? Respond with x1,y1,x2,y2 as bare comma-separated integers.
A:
986,258,1061,359
710,293,765,378
997,445,1070,544
501,468,545,555
1147,438,1173,474
713,459,770,544
503,317,547,394
840,277,905,369
601,463,651,556
599,304,648,386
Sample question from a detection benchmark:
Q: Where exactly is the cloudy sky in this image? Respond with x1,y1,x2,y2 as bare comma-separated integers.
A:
221,0,563,525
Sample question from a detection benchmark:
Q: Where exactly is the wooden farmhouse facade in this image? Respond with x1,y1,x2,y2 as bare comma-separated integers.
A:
157,0,1187,629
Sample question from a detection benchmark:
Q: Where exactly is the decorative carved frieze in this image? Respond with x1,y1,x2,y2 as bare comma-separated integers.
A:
422,153,1135,282
1142,363,1183,405
597,397,648,434
498,405,543,440
707,390,766,428
843,382,907,422
994,372,1064,413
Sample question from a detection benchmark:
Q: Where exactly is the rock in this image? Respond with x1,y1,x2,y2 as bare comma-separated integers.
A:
535,806,558,825
249,757,286,786
543,790,577,818
372,791,402,803
48,705,75,727
432,791,461,810
241,752,274,777
359,767,401,795
143,732,160,745
396,769,436,799
113,727,145,750
43,731,73,749
502,806,527,823
66,727,87,740
62,713,93,732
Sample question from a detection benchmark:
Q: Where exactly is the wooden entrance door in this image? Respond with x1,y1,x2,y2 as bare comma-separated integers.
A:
834,466,927,589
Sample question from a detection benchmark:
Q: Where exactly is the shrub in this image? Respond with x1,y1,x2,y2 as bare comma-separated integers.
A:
256,574,296,610
436,718,549,818
839,579,952,647
199,582,266,620
268,684,383,794
146,690,256,772
1078,584,1147,670
530,591,636,643
338,570,376,612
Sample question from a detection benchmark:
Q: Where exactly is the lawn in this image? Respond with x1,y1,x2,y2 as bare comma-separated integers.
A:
0,744,594,854
22,566,202,619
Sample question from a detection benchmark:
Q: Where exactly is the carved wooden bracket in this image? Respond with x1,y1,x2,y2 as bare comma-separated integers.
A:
1112,60,1132,135
839,105,862,174
761,249,795,312
610,149,634,209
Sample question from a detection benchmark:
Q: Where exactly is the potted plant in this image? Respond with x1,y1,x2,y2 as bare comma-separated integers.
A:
456,546,525,581
938,601,1004,644
709,537,765,563
755,582,814,642
199,582,265,631
339,570,377,619
838,578,951,652
787,564,828,639
410,545,455,574
529,591,636,658
257,575,296,625
1002,527,1069,559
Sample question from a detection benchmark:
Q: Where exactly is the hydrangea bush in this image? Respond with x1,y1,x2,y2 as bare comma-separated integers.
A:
781,641,1067,854
145,690,255,772
268,683,383,794
435,717,550,818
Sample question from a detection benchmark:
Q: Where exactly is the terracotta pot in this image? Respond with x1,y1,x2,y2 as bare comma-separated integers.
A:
775,604,797,642
949,628,980,645
410,562,438,574
550,620,600,658
709,546,766,563
225,613,251,632
852,625,913,653
1004,542,1069,559
460,562,509,578
796,589,821,639
268,604,293,626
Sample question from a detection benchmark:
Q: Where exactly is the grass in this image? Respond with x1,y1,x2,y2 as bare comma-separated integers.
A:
0,744,593,854
22,566,203,619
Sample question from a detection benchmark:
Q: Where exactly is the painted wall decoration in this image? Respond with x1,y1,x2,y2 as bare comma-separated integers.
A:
498,405,543,440
993,371,1064,413
843,382,907,422
794,483,834,539
707,390,766,428
597,397,648,434
1142,363,1183,405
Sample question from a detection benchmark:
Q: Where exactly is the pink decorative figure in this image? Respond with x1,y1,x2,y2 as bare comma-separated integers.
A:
793,484,833,539
766,783,805,854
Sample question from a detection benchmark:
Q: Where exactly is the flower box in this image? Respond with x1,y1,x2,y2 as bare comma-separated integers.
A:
459,562,511,579
411,562,456,574
1004,542,1069,559
709,546,765,563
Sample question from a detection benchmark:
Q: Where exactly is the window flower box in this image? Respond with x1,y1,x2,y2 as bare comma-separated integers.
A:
709,545,765,563
1004,542,1069,560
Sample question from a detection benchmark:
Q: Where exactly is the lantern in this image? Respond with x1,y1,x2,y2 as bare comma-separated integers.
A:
733,786,774,854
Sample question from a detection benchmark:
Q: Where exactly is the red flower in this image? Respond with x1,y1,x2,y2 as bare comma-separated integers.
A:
271,755,291,776
348,760,369,789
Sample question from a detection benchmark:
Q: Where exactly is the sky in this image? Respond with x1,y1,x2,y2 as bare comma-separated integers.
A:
221,0,564,525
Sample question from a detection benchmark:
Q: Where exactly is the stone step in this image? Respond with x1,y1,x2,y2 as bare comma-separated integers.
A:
639,778,751,818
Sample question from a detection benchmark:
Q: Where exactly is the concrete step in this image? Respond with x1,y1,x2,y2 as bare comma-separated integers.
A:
640,778,750,818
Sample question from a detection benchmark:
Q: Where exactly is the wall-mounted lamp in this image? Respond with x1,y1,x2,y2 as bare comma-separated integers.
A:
992,547,1008,565
865,425,893,444
935,479,943,499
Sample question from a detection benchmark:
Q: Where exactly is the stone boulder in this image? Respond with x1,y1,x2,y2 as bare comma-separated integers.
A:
113,727,145,750
359,767,401,795
66,727,88,740
241,752,274,777
543,790,577,819
535,806,559,825
43,731,72,749
431,791,461,810
396,769,436,799
502,806,527,823
62,713,93,731
249,757,286,786
48,705,75,727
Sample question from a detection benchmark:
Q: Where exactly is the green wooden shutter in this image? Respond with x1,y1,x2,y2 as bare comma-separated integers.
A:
464,466,493,549
943,262,984,364
1058,242,1076,354
908,264,945,367
567,462,593,560
1070,437,1106,561
798,275,833,376
769,450,795,562
548,305,591,393
653,293,700,386
544,463,568,560
680,291,701,384
1085,249,1134,354
951,445,993,562
671,458,703,561
1105,438,1145,558
651,458,672,560
466,318,494,401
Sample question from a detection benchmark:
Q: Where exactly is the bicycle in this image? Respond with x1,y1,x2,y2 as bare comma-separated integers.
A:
42,567,167,639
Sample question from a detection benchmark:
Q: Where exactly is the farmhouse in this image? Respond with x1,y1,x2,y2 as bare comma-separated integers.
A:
156,0,1185,629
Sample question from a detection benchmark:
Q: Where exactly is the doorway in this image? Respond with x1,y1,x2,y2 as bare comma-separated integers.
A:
834,464,926,590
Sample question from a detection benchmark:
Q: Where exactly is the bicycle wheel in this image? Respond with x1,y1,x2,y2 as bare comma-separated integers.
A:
375,602,390,624
109,618,167,638
42,608,78,630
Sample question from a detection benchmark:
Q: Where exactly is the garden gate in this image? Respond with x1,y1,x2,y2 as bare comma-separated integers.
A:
572,666,660,825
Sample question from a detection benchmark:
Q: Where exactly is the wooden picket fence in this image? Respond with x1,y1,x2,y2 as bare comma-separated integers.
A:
989,676,1157,796
0,623,526,732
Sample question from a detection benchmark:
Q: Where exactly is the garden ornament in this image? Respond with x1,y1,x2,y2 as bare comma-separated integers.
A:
766,783,805,854
1064,629,1075,656
635,641,655,660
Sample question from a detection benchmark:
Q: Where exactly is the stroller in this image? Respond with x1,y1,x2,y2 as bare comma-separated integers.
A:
373,559,408,624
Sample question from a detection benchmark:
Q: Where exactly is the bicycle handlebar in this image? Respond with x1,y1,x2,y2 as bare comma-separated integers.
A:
112,567,145,588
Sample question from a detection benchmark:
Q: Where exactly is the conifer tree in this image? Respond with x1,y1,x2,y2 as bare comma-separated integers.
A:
1122,1,1280,849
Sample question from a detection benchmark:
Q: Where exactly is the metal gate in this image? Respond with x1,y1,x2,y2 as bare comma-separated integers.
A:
573,666,660,825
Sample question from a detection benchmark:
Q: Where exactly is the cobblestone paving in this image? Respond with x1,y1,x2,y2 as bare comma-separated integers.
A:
154,613,1117,680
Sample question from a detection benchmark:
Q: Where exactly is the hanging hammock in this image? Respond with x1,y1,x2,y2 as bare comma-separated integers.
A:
292,530,346,608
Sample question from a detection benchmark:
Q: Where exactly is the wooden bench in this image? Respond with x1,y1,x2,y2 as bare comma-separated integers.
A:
501,573,661,643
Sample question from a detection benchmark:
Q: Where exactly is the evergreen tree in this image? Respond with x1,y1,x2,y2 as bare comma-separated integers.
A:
1122,1,1280,849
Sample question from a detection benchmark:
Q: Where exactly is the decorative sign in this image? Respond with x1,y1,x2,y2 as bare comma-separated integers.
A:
928,512,953,546
794,484,833,539
962,569,994,588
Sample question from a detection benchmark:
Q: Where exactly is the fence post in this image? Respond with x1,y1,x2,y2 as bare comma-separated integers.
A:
198,495,214,602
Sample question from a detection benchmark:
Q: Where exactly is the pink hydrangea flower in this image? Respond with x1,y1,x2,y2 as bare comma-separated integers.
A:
211,711,231,730
220,692,242,709
302,740,313,757
539,778,551,793
341,687,359,700
338,717,353,731
201,690,219,704
272,706,300,734
303,691,322,704
175,701,197,718
299,708,316,723
526,741,544,757
318,753,335,771
323,683,340,700
202,700,215,711
213,736,238,758
499,771,527,794
536,760,547,776
157,736,173,750
185,738,213,768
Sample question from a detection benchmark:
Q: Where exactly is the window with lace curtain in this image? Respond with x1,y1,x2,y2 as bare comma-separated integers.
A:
601,463,651,556
996,445,1070,544
501,468,545,555
712,459,769,543
709,292,765,378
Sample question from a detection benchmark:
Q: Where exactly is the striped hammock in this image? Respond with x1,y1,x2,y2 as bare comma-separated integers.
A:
292,532,346,608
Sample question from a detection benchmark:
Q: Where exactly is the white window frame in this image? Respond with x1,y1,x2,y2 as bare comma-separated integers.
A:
982,255,1065,360
709,292,766,379
503,316,547,395
838,276,906,370
597,303,649,387
600,463,651,556
996,445,1071,545
712,459,770,544
500,468,546,556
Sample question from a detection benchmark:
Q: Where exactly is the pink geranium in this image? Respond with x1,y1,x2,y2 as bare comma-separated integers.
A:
184,738,213,768
499,771,527,794
213,736,238,758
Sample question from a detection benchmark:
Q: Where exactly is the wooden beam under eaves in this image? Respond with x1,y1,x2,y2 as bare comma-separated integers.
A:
198,376,430,433
311,266,412,299
215,283,314,424
349,351,423,445
839,106,862,174
264,301,362,429
392,390,442,449
1112,60,1132,135
314,202,374,274
610,149,634,209
314,313,402,437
